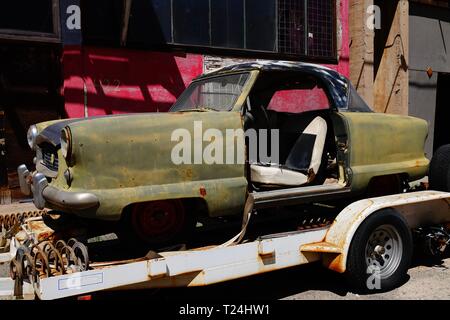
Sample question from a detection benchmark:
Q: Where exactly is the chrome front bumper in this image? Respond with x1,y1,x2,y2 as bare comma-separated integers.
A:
17,164,99,211
18,164,31,196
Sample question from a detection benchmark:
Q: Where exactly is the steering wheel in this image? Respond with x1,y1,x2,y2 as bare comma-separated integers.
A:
243,97,270,131
258,103,271,131
243,98,255,129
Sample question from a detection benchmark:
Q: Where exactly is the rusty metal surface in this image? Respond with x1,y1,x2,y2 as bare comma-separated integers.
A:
23,62,429,226
321,191,450,273
32,226,328,300
0,203,47,232
36,111,248,221
9,237,90,296
341,111,430,191
4,190,450,300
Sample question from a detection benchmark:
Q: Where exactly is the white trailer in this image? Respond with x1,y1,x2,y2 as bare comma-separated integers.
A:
5,190,450,300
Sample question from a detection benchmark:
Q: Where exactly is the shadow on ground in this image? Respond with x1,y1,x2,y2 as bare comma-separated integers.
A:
84,208,450,301
92,262,351,301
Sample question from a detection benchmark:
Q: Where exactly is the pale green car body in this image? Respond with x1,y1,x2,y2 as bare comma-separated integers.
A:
22,62,429,222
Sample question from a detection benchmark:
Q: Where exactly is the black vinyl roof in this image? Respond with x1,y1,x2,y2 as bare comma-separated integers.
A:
197,61,344,80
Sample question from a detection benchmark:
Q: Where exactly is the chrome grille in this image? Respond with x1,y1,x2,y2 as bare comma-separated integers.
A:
42,148,59,171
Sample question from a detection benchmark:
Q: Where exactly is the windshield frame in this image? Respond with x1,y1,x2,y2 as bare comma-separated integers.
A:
169,70,258,112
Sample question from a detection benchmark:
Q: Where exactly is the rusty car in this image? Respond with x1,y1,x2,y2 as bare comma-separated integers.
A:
18,61,430,250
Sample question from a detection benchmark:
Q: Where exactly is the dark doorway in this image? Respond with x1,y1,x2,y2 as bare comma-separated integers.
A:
0,43,63,199
433,73,450,153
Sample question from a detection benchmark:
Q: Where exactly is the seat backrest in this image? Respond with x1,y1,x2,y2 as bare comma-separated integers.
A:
285,116,328,174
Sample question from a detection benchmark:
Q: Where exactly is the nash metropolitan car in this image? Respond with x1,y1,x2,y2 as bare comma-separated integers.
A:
18,61,430,247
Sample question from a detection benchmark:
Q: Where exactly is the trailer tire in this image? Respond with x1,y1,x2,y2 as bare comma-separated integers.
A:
346,209,412,293
429,144,450,191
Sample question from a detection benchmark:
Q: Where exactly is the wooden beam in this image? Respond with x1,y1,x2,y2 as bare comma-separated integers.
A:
0,110,7,187
349,0,374,107
121,0,133,47
373,0,409,115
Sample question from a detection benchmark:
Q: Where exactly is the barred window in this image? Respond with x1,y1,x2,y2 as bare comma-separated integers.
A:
278,0,336,58
278,0,306,55
85,0,337,61
0,1,54,33
0,0,60,42
307,0,335,58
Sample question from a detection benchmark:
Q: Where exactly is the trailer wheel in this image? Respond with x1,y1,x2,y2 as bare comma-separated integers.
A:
429,144,450,191
346,209,412,293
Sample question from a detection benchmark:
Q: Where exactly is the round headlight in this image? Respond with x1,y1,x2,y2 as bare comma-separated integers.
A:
27,125,38,150
60,127,73,162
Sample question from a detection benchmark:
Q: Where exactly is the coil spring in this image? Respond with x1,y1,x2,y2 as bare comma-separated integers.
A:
10,238,89,284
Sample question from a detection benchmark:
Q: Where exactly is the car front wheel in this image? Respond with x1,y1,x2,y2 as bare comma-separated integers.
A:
117,199,196,251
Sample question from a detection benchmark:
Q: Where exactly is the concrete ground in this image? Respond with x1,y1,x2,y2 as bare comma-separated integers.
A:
283,256,450,300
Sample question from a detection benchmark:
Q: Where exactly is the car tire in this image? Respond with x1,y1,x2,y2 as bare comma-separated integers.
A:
429,144,450,191
117,199,196,251
346,209,412,293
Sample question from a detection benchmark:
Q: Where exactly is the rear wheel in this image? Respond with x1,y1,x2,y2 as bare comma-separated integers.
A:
429,144,450,191
117,199,196,250
346,209,412,293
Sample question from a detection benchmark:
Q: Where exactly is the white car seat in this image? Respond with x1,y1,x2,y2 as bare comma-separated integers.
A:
251,116,328,187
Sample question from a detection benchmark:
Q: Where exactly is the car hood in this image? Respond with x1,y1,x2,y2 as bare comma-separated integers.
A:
36,114,139,147
52,110,245,190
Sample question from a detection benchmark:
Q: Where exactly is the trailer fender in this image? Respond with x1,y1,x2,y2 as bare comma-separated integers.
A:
304,191,450,273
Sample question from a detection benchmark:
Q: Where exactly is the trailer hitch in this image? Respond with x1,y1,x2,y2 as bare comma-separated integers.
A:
414,225,450,258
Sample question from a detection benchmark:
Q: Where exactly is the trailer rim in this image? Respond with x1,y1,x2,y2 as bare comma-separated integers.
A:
365,224,403,279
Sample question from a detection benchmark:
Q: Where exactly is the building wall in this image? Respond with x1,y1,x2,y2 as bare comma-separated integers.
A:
63,47,204,117
409,3,450,157
62,0,349,118
324,0,350,77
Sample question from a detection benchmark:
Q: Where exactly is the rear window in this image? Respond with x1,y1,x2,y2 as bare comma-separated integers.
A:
267,87,330,113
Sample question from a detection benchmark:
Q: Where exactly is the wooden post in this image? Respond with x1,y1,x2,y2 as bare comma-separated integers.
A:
373,0,409,114
0,110,7,188
120,0,133,47
349,0,375,108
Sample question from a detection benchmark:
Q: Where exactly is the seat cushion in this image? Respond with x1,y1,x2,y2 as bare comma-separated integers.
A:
285,116,328,174
251,164,308,186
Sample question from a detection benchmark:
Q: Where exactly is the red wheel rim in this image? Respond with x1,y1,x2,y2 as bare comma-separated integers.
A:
131,200,185,243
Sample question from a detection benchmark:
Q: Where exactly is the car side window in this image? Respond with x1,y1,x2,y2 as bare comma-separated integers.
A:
343,82,373,113
171,73,250,112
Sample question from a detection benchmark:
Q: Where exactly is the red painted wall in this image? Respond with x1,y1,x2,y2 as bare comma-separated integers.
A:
325,0,350,77
63,47,204,118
